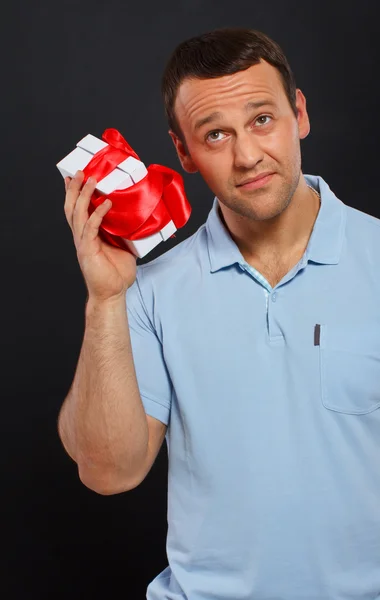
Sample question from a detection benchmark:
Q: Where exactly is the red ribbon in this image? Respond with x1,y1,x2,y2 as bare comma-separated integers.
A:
82,128,191,250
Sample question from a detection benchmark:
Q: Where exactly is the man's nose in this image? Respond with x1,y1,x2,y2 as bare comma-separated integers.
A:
233,131,264,170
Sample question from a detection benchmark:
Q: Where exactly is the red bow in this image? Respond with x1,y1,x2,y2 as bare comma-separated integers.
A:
82,128,191,250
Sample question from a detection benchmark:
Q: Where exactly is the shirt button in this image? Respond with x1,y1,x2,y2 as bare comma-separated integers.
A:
272,293,277,302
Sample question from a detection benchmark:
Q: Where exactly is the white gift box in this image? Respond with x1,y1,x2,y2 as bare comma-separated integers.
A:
56,134,176,258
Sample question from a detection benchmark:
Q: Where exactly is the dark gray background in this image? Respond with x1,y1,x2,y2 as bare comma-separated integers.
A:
2,0,379,597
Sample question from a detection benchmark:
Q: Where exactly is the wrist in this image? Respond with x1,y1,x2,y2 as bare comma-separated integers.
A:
85,292,127,315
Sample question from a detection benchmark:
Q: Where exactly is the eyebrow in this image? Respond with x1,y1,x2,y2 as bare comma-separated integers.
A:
193,100,276,132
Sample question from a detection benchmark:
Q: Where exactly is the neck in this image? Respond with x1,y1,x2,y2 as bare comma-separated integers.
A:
218,175,320,263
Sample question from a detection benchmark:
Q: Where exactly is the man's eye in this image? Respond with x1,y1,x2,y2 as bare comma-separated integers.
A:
255,115,272,126
206,131,226,142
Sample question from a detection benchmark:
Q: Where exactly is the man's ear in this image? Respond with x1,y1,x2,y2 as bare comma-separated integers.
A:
168,131,198,173
295,89,310,140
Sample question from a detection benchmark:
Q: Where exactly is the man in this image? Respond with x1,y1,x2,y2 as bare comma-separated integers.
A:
59,28,380,600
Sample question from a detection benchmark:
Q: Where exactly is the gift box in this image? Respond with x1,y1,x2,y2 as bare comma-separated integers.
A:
56,130,190,258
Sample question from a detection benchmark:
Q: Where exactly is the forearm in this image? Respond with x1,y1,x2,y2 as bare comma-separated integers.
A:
58,295,149,493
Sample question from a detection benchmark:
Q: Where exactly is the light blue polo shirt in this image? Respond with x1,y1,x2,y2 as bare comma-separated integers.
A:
126,174,380,600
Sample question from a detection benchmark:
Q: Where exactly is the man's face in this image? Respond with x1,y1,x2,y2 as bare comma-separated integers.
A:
171,60,310,222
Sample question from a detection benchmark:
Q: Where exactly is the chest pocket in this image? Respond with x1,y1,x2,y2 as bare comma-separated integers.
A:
319,323,380,415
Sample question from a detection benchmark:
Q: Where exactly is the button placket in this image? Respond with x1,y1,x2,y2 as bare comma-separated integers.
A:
267,289,284,342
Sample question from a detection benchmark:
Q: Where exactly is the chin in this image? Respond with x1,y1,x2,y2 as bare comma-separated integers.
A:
220,192,291,223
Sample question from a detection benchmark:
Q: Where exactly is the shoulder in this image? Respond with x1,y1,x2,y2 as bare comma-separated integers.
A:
345,203,380,245
126,222,209,308
137,223,208,286
342,203,380,284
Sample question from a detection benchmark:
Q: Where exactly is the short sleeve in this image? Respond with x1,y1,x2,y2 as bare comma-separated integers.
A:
126,271,172,425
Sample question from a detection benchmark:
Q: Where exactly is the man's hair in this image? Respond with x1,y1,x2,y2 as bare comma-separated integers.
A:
161,27,298,142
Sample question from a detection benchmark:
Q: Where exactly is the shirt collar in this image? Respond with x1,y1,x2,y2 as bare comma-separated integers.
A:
205,174,346,273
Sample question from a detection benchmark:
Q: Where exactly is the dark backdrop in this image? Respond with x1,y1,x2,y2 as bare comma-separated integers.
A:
2,1,379,598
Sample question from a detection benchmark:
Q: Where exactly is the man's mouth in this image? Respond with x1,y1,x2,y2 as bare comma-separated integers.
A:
236,172,275,190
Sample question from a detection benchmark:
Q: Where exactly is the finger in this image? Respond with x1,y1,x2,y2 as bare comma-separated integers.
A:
64,170,85,231
80,199,112,247
72,176,98,240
